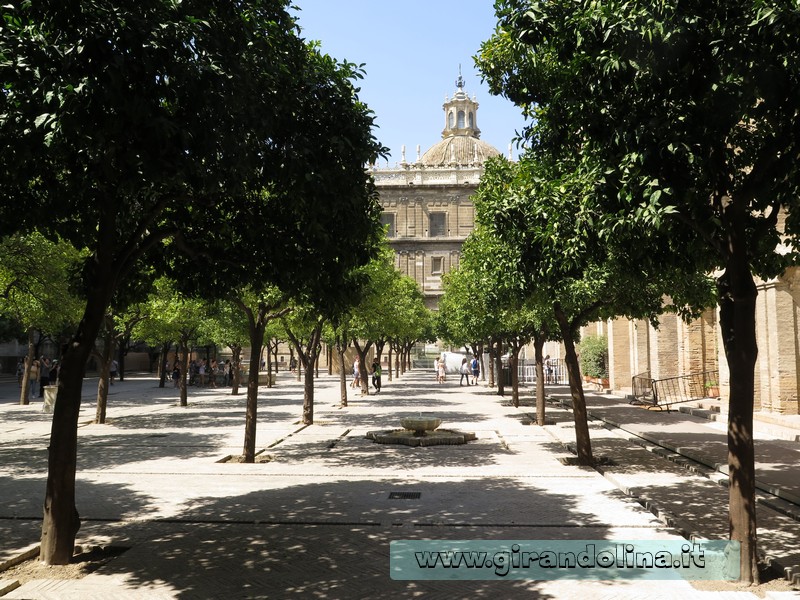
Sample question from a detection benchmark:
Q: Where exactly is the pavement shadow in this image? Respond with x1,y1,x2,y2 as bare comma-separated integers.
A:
0,476,158,552
89,477,662,599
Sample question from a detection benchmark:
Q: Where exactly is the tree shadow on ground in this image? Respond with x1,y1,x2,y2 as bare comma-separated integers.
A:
88,476,683,599
0,476,157,551
529,401,800,587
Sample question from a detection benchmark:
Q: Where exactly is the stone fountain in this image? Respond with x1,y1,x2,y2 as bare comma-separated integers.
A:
366,414,476,447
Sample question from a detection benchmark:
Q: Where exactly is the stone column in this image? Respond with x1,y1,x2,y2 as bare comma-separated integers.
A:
650,313,679,380
756,269,800,414
631,319,650,376
608,317,632,393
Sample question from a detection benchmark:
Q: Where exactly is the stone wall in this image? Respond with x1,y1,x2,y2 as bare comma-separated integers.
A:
600,268,800,415
377,181,478,309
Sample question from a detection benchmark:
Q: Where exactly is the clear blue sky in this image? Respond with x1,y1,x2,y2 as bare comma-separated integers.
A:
292,1,527,164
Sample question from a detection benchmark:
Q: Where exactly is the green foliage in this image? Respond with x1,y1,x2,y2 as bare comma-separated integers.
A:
579,335,608,379
0,0,385,319
0,0,389,564
0,232,84,335
477,3,795,576
197,298,250,352
478,0,800,279
133,277,211,347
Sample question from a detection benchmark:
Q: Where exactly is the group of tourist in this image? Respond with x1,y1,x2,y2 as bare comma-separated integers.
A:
433,354,481,386
16,356,58,399
350,357,382,393
171,358,234,389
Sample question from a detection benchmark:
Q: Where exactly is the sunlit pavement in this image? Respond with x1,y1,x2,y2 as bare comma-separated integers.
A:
1,370,797,599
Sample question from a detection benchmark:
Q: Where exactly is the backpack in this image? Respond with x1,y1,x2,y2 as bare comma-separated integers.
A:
471,358,478,370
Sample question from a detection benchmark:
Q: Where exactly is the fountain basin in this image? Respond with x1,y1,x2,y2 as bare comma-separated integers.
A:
400,416,442,435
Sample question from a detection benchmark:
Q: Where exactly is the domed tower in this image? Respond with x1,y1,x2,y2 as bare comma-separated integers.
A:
373,71,507,311
419,71,501,166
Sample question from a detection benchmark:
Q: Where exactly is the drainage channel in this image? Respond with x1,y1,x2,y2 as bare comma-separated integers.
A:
327,429,352,449
544,397,800,523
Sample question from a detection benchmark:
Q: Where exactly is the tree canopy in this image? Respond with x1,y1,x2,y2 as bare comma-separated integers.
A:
0,0,386,564
477,0,800,581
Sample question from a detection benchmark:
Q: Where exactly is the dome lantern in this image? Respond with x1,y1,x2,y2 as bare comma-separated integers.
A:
419,68,501,167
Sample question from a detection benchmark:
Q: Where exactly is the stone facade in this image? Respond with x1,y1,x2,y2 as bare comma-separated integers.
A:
372,75,503,310
598,267,800,415
372,76,800,417
373,172,480,309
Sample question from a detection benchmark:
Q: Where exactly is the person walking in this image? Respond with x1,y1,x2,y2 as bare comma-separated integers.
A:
371,359,382,393
352,357,360,388
198,359,207,387
38,357,51,396
29,359,40,399
110,359,118,385
172,363,181,388
459,356,469,386
470,355,480,385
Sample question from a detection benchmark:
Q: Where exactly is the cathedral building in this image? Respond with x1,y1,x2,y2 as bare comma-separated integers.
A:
372,75,505,310
372,76,799,417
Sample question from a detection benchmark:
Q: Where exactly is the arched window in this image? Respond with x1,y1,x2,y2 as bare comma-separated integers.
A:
457,110,465,128
468,112,474,128
448,111,454,129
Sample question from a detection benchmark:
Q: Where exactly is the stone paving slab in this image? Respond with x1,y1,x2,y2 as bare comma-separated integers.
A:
566,391,800,503
2,523,748,600
2,373,797,597
539,392,800,587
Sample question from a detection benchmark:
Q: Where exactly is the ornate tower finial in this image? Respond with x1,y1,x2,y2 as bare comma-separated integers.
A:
441,65,481,139
455,64,464,90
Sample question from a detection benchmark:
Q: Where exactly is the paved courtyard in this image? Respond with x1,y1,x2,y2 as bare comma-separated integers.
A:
0,369,798,599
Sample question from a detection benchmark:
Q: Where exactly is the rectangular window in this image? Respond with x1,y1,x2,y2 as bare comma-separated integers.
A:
431,256,444,275
429,212,446,237
381,213,396,237
381,213,397,237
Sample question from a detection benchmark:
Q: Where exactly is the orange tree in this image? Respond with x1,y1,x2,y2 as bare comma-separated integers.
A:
478,0,800,581
0,0,382,564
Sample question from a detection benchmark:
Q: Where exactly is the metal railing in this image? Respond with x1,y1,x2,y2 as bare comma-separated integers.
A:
510,359,567,385
631,369,719,411
631,371,655,405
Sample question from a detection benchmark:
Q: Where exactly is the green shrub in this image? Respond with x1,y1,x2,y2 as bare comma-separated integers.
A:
580,335,608,379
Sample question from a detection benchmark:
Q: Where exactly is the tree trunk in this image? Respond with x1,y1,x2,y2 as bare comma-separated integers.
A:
179,339,189,407
533,334,546,426
231,345,242,395
157,341,171,388
387,345,393,382
266,340,273,388
41,283,110,564
510,340,521,408
338,345,348,407
243,325,266,463
95,321,114,424
297,324,323,424
375,339,385,364
718,263,759,583
303,360,315,424
554,303,593,465
487,338,496,388
494,338,505,396
353,339,372,395
19,327,35,405
95,360,110,424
